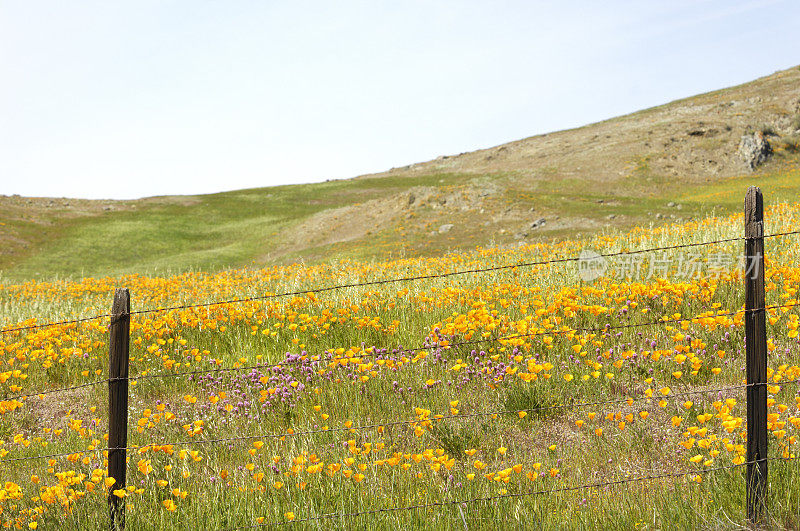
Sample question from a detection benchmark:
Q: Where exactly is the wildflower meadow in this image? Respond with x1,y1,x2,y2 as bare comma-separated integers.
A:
1,201,800,529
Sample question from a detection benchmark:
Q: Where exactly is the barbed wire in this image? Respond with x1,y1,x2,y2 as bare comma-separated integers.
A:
0,447,107,463
5,230,800,337
6,300,799,404
121,235,756,316
0,314,110,335
1,379,108,403
227,457,798,529
110,380,800,451
6,379,798,464
762,229,800,240
123,300,800,384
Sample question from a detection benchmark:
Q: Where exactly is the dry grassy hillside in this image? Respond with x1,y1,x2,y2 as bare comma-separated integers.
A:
372,66,800,184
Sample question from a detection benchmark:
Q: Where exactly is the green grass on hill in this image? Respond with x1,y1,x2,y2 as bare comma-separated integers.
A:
2,157,799,283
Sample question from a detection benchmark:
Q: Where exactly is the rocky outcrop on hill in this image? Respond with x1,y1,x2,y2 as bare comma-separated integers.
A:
738,131,772,170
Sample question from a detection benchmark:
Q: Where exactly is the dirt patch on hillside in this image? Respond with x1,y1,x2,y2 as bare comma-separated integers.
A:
139,195,202,207
263,183,506,260
262,178,618,262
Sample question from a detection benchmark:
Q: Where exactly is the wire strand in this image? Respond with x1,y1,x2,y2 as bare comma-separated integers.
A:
124,235,753,316
6,230,799,336
6,300,799,410
0,314,110,335
227,457,798,529
7,380,797,464
1,379,108,403
9,300,793,401
124,300,800,384
113,381,799,452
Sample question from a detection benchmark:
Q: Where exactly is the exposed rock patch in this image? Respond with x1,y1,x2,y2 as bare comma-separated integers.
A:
739,131,773,170
530,218,546,229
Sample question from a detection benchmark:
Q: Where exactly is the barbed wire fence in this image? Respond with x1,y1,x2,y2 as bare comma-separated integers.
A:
0,187,798,528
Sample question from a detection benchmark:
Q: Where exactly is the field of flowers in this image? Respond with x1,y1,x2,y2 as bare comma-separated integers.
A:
2,201,800,529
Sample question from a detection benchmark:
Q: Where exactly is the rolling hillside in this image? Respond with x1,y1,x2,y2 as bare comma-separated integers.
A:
2,65,799,281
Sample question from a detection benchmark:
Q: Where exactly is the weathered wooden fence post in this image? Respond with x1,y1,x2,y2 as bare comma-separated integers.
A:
744,187,768,525
108,288,130,530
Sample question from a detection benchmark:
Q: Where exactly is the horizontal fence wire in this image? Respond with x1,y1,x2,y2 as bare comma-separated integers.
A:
121,235,757,315
124,300,800,384
1,379,109,403
3,229,799,337
4,379,797,465
0,314,110,335
5,300,800,404
99,379,800,450
226,457,798,530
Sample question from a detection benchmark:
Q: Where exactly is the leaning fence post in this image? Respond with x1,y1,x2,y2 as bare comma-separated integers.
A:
108,288,130,530
744,187,767,524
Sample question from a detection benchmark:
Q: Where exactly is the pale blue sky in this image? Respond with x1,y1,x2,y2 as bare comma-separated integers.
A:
2,1,799,199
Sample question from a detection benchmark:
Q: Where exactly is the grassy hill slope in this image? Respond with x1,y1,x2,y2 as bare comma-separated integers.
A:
2,66,799,281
